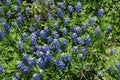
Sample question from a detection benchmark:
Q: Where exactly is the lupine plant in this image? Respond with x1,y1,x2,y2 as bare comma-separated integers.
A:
0,0,120,80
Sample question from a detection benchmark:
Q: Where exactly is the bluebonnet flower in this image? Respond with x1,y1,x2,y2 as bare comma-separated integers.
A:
83,35,92,46
72,33,78,39
36,51,44,58
22,66,30,74
75,3,82,12
42,45,51,53
56,47,62,53
61,56,72,66
57,2,66,9
29,25,35,33
78,53,84,60
61,38,68,47
56,9,64,18
27,58,35,67
16,0,22,6
54,23,60,31
61,27,68,35
76,37,82,45
3,22,10,33
14,6,20,12
72,26,81,35
32,74,42,80
18,40,25,52
22,54,29,62
89,17,96,26
34,15,41,23
25,7,30,15
17,16,24,26
56,59,66,70
45,51,53,61
43,27,50,36
0,30,4,40
17,61,25,70
72,46,78,53
30,45,37,53
97,9,105,18
82,23,88,31
95,26,101,36
47,36,53,43
110,49,115,55
47,12,54,20
40,30,47,39
81,47,87,55
52,31,59,39
68,5,74,13
52,39,61,49
0,18,3,22
36,58,46,68
0,8,3,13
0,65,4,74
106,26,112,34
13,73,20,80
21,32,28,41
35,29,40,36
30,33,37,46
64,18,70,25
6,11,12,18
6,0,11,7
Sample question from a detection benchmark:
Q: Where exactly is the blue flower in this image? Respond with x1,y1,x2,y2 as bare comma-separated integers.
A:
56,9,64,18
27,58,35,67
72,26,81,35
81,47,87,55
72,46,78,53
72,33,78,39
0,18,3,22
34,15,41,22
17,61,25,70
110,49,115,55
36,58,46,68
97,9,105,18
61,38,68,47
21,32,28,41
56,59,66,70
42,45,51,53
82,23,88,31
108,66,114,72
106,26,112,34
3,22,10,33
30,33,37,46
47,12,54,20
68,5,74,13
47,36,53,43
64,18,70,25
56,47,62,53
52,39,61,49
14,6,20,12
45,51,53,61
36,51,44,58
43,27,50,36
75,3,82,12
6,11,12,18
0,65,4,74
18,40,25,52
61,56,72,66
30,46,37,53
17,17,24,26
54,23,60,31
95,26,101,36
29,25,35,33
25,7,30,15
83,35,92,46
89,17,96,26
32,74,42,80
6,0,11,7
57,2,66,9
22,54,29,62
40,30,47,39
78,53,84,60
13,73,20,80
16,0,22,6
61,27,68,35
22,66,30,74
52,31,59,39
0,30,4,40
76,37,82,45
